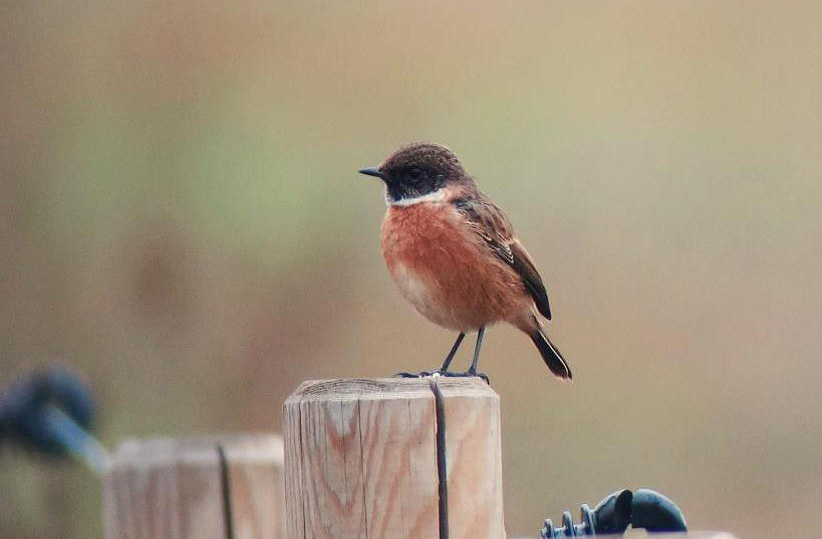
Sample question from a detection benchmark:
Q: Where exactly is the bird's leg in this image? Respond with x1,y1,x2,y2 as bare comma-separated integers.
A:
438,332,466,373
395,333,465,379
441,327,490,384
467,326,485,375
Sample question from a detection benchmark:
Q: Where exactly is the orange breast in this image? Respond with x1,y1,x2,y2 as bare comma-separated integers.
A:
380,202,529,332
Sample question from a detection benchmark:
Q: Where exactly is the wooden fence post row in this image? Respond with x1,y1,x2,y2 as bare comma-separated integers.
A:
283,377,504,539
103,434,284,539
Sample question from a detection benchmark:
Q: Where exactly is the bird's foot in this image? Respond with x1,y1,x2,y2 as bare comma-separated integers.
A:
393,370,490,384
441,370,490,385
394,370,442,379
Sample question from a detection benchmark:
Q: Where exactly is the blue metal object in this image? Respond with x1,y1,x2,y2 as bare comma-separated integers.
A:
631,488,687,533
0,365,109,474
541,488,686,537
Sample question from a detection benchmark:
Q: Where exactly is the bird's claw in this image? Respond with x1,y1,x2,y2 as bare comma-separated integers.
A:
393,370,490,384
394,370,440,379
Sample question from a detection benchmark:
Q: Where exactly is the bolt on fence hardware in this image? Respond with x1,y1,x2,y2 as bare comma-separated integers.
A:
541,488,687,537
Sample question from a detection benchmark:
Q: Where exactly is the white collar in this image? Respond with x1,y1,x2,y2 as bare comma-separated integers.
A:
387,190,447,207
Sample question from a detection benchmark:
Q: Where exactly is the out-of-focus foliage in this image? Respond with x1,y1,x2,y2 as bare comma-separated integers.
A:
2,1,821,537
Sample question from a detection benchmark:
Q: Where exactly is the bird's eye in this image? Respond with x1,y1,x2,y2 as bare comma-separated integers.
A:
408,167,422,181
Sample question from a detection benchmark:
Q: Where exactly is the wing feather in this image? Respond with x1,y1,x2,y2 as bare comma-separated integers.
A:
509,240,552,320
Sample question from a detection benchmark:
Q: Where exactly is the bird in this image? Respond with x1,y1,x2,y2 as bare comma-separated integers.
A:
359,142,571,381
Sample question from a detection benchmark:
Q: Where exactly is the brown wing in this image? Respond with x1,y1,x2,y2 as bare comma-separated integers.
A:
454,194,553,320
509,240,551,320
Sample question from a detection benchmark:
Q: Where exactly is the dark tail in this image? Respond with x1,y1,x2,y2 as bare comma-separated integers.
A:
530,330,572,380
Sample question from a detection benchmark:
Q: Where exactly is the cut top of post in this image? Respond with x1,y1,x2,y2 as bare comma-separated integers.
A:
287,376,496,400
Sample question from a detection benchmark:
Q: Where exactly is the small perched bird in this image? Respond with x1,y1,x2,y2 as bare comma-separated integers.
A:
360,142,571,380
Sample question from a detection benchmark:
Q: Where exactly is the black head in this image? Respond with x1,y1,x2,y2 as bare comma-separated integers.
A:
359,142,468,203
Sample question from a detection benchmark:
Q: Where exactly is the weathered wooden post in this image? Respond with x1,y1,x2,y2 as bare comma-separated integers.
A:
103,434,284,539
283,377,504,538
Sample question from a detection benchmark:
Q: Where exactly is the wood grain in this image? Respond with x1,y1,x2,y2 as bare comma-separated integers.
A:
439,380,504,539
221,436,286,539
282,378,504,539
103,435,284,539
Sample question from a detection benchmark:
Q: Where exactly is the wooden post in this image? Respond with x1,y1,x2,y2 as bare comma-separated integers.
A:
283,378,504,539
103,434,284,539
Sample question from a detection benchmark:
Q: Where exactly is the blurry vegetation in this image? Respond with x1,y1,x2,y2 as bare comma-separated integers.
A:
2,1,822,537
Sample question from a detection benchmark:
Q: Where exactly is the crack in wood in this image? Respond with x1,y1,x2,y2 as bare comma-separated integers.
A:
429,379,449,539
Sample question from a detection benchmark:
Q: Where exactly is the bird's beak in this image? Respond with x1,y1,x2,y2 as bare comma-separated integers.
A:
358,166,384,179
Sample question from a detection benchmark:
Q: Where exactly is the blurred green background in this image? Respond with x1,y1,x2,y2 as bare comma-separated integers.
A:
2,1,821,537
